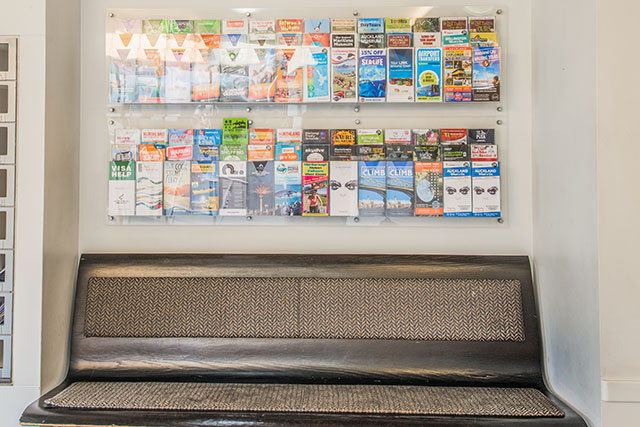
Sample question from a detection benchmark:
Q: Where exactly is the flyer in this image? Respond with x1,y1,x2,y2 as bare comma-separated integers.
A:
330,145,358,161
222,118,249,144
302,161,329,216
219,161,247,216
414,32,442,48
387,48,414,102
248,47,277,102
193,145,219,161
221,34,248,48
303,33,330,47
415,47,442,102
444,46,472,102
193,19,221,35
387,34,412,48
359,48,386,102
469,17,496,47
191,161,218,215
249,20,276,46
414,161,443,215
302,144,329,161
442,143,470,162
195,129,222,145
166,145,193,161
331,18,357,33
472,161,500,217
303,19,330,46
472,46,501,102
443,160,472,217
164,48,191,102
441,17,469,46
142,129,168,144
109,45,136,103
247,161,275,215
357,129,384,144
219,48,249,102
139,144,166,161
468,128,495,144
384,129,411,144
135,161,162,216
358,161,386,216
276,48,303,102
303,47,330,102
248,144,275,161
250,128,276,145
385,18,411,33
359,33,385,48
277,19,303,47
275,143,302,161
302,129,329,144
331,48,357,102
277,128,303,143
331,129,356,145
441,128,468,144
357,145,386,161
112,144,136,162
115,128,141,145
329,161,358,216
386,144,413,161
219,144,248,161
108,161,136,216
412,128,439,145
331,34,356,48
136,48,164,103
274,161,302,216
413,17,440,33
191,48,220,102
413,145,441,162
223,20,248,35
386,161,414,216
470,143,498,161
163,160,190,215
168,128,194,145
358,18,384,33
276,33,302,47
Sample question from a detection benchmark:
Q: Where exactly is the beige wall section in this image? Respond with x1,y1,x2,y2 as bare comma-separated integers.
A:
41,0,81,392
597,0,640,425
531,0,600,425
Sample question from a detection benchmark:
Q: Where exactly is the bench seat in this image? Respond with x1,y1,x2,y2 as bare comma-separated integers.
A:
21,254,588,426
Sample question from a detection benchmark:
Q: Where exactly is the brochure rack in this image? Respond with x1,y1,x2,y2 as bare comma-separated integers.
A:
105,6,507,226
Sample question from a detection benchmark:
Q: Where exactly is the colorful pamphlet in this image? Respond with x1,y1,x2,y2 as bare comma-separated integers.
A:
192,48,220,102
441,17,469,46
139,144,166,161
472,46,500,102
277,33,302,47
193,145,220,161
387,48,414,102
443,160,472,217
331,34,356,48
304,47,330,102
472,161,500,217
358,145,386,161
302,144,329,161
196,129,222,145
385,18,411,33
303,19,330,47
250,128,276,144
115,128,141,145
359,33,385,48
142,129,168,144
135,161,162,216
358,161,386,216
166,145,193,160
219,161,247,216
329,161,358,216
222,118,249,144
219,144,248,161
331,129,356,145
469,17,497,47
359,48,386,102
468,129,495,144
330,145,358,161
274,161,302,216
331,19,357,33
415,161,443,215
223,20,248,34
358,18,385,33
444,46,472,102
277,128,303,143
275,143,302,161
108,161,135,216
112,144,136,161
191,161,218,215
168,129,194,145
247,161,275,215
470,143,498,161
302,161,329,216
413,17,440,32
441,128,468,144
249,20,276,46
220,48,249,102
163,160,190,215
248,144,275,161
248,48,277,102
136,48,165,103
277,19,303,46
357,129,384,144
415,48,442,102
302,129,329,144
331,48,358,102
386,161,414,216
412,128,440,145
385,129,411,144
413,144,441,162
276,48,303,102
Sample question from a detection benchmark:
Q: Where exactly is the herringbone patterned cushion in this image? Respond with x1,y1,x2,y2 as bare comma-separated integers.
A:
85,277,525,341
44,382,563,417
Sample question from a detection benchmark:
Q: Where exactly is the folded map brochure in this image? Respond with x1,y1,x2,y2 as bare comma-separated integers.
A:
329,161,358,216
191,161,219,215
302,162,329,216
331,48,357,102
136,161,163,216
219,161,247,216
472,161,500,217
274,161,302,216
304,47,330,102
247,161,275,215
443,160,472,217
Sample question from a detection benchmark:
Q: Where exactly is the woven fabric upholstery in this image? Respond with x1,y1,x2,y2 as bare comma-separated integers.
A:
44,382,564,417
85,277,525,341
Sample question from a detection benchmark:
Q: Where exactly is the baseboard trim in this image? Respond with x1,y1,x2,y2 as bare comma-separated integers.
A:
602,380,640,402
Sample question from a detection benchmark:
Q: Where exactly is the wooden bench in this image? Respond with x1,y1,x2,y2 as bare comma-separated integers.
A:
21,254,587,426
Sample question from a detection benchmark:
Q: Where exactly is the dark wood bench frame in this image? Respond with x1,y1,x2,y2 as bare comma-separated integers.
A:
21,254,588,426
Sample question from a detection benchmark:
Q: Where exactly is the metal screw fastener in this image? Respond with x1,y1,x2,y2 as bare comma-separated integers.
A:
497,218,504,224
354,106,360,113
496,9,503,15
497,120,503,125
246,107,251,112
109,107,115,113
353,10,359,16
109,12,114,18
109,120,115,125
354,217,360,223
355,119,361,125
246,12,251,17
246,216,253,221
248,120,253,125
108,215,114,221
497,106,503,112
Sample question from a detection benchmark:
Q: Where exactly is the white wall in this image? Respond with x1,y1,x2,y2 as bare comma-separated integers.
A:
0,0,47,424
597,0,640,424
530,1,600,425
41,0,81,392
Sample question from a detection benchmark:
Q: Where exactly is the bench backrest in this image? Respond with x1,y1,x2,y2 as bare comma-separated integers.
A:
68,254,542,387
